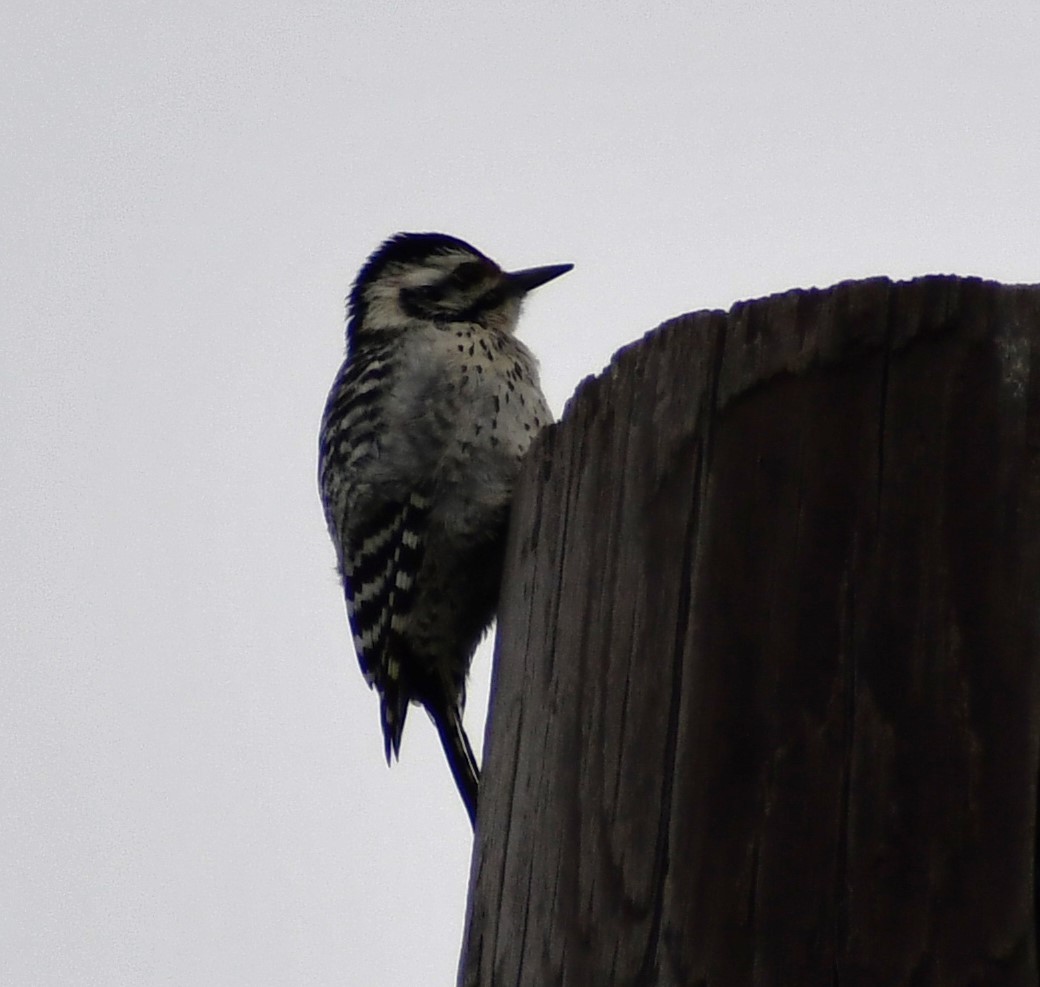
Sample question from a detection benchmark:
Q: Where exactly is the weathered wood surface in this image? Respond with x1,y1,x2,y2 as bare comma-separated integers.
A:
459,276,1040,987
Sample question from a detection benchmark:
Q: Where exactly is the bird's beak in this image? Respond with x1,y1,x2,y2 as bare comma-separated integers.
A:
505,262,574,295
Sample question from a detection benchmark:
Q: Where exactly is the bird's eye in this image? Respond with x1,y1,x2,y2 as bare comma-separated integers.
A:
404,283,443,304
401,282,445,315
450,262,486,289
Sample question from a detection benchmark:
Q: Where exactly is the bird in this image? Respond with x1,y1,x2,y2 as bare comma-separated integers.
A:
318,232,572,827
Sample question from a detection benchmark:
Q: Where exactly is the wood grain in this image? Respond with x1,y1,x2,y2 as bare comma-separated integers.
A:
460,276,1040,987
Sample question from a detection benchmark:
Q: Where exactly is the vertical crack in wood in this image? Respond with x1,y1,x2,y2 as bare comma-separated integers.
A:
635,320,726,984
831,297,895,986
1035,730,1040,964
834,566,857,987
875,288,895,525
634,467,698,986
511,840,538,987
487,697,524,987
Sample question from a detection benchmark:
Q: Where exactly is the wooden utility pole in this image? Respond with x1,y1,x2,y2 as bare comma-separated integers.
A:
459,276,1040,986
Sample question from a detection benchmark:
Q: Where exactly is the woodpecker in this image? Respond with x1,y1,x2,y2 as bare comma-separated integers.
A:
319,232,572,827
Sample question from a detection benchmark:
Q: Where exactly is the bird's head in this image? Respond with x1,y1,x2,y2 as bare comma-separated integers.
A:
347,232,572,343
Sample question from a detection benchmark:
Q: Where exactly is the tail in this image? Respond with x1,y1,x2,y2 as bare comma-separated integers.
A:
429,702,480,828
380,680,409,765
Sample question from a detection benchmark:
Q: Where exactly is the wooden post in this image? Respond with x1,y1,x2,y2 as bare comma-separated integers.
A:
459,276,1040,987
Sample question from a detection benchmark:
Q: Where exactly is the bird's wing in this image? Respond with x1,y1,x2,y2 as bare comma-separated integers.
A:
342,490,431,760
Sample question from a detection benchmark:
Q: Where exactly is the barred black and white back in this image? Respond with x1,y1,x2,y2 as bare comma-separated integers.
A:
318,232,571,827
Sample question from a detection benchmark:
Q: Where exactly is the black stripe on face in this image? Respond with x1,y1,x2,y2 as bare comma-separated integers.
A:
453,284,508,323
399,259,501,322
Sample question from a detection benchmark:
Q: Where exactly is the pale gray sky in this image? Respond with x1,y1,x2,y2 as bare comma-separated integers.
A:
3,3,1039,984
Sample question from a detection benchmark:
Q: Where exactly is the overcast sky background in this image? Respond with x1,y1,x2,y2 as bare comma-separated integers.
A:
4,3,1039,984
